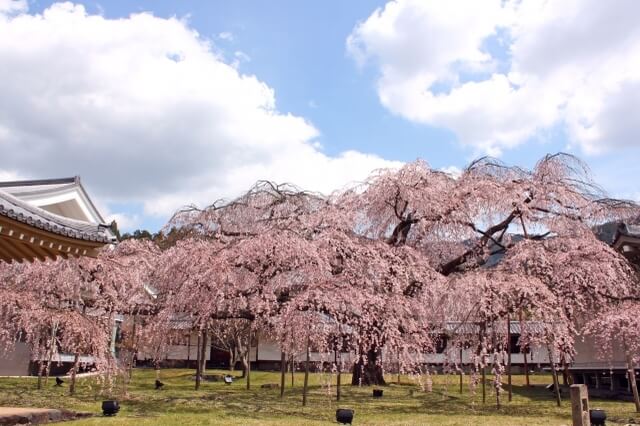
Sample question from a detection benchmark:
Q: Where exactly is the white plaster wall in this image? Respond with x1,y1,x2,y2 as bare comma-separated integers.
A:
0,342,30,376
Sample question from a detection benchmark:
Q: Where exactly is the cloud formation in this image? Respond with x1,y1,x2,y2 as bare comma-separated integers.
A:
0,2,400,226
348,0,640,156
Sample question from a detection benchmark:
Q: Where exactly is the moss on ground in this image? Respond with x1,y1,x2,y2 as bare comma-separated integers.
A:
0,369,637,425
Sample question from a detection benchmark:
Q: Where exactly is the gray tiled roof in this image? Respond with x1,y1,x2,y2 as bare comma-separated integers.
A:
620,223,640,238
0,189,114,243
0,177,78,195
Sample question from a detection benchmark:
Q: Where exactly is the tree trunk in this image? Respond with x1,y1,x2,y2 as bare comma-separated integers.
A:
547,344,561,407
199,331,208,378
69,353,79,396
302,335,310,406
37,359,45,390
44,323,58,387
351,347,385,386
562,357,571,386
195,332,202,391
625,347,640,412
280,351,286,398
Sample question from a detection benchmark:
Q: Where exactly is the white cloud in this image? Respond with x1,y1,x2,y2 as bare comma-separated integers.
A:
0,0,26,15
348,0,640,156
439,166,461,179
218,31,233,41
0,3,399,222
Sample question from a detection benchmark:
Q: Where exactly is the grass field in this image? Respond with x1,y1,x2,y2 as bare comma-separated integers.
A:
0,368,638,425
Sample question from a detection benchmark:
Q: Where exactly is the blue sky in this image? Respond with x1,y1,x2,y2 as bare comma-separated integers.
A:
2,0,640,231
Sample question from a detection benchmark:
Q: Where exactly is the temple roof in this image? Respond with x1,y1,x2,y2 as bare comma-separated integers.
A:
611,221,640,266
0,190,113,243
0,177,115,263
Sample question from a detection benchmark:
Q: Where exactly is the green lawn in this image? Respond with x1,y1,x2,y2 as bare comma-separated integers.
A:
0,369,638,425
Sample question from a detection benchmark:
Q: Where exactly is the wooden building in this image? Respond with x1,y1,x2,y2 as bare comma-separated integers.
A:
0,176,114,376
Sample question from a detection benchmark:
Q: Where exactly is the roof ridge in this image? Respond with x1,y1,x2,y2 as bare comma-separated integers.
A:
0,176,78,188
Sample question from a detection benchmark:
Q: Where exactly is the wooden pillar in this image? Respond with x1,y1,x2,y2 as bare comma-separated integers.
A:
594,373,600,389
570,384,590,426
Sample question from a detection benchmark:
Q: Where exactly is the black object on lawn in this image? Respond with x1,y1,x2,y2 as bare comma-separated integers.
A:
336,408,354,424
589,408,606,426
102,400,120,416
372,389,383,398
545,383,561,395
224,375,233,385
155,379,164,390
55,377,64,386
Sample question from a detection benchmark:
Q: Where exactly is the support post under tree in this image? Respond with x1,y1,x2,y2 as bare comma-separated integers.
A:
482,363,486,404
195,332,202,391
507,316,512,402
128,316,137,379
519,310,530,386
246,324,252,390
290,355,294,387
280,350,286,398
459,346,463,394
547,344,562,407
624,337,640,412
69,353,79,396
397,350,401,385
302,334,310,406
336,347,341,401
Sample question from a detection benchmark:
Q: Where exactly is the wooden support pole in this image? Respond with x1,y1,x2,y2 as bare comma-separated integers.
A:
336,348,342,402
507,316,512,402
547,344,562,407
246,325,252,390
195,332,201,391
280,350,286,398
459,346,463,394
625,342,640,412
290,355,294,387
302,334,310,406
69,353,80,396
